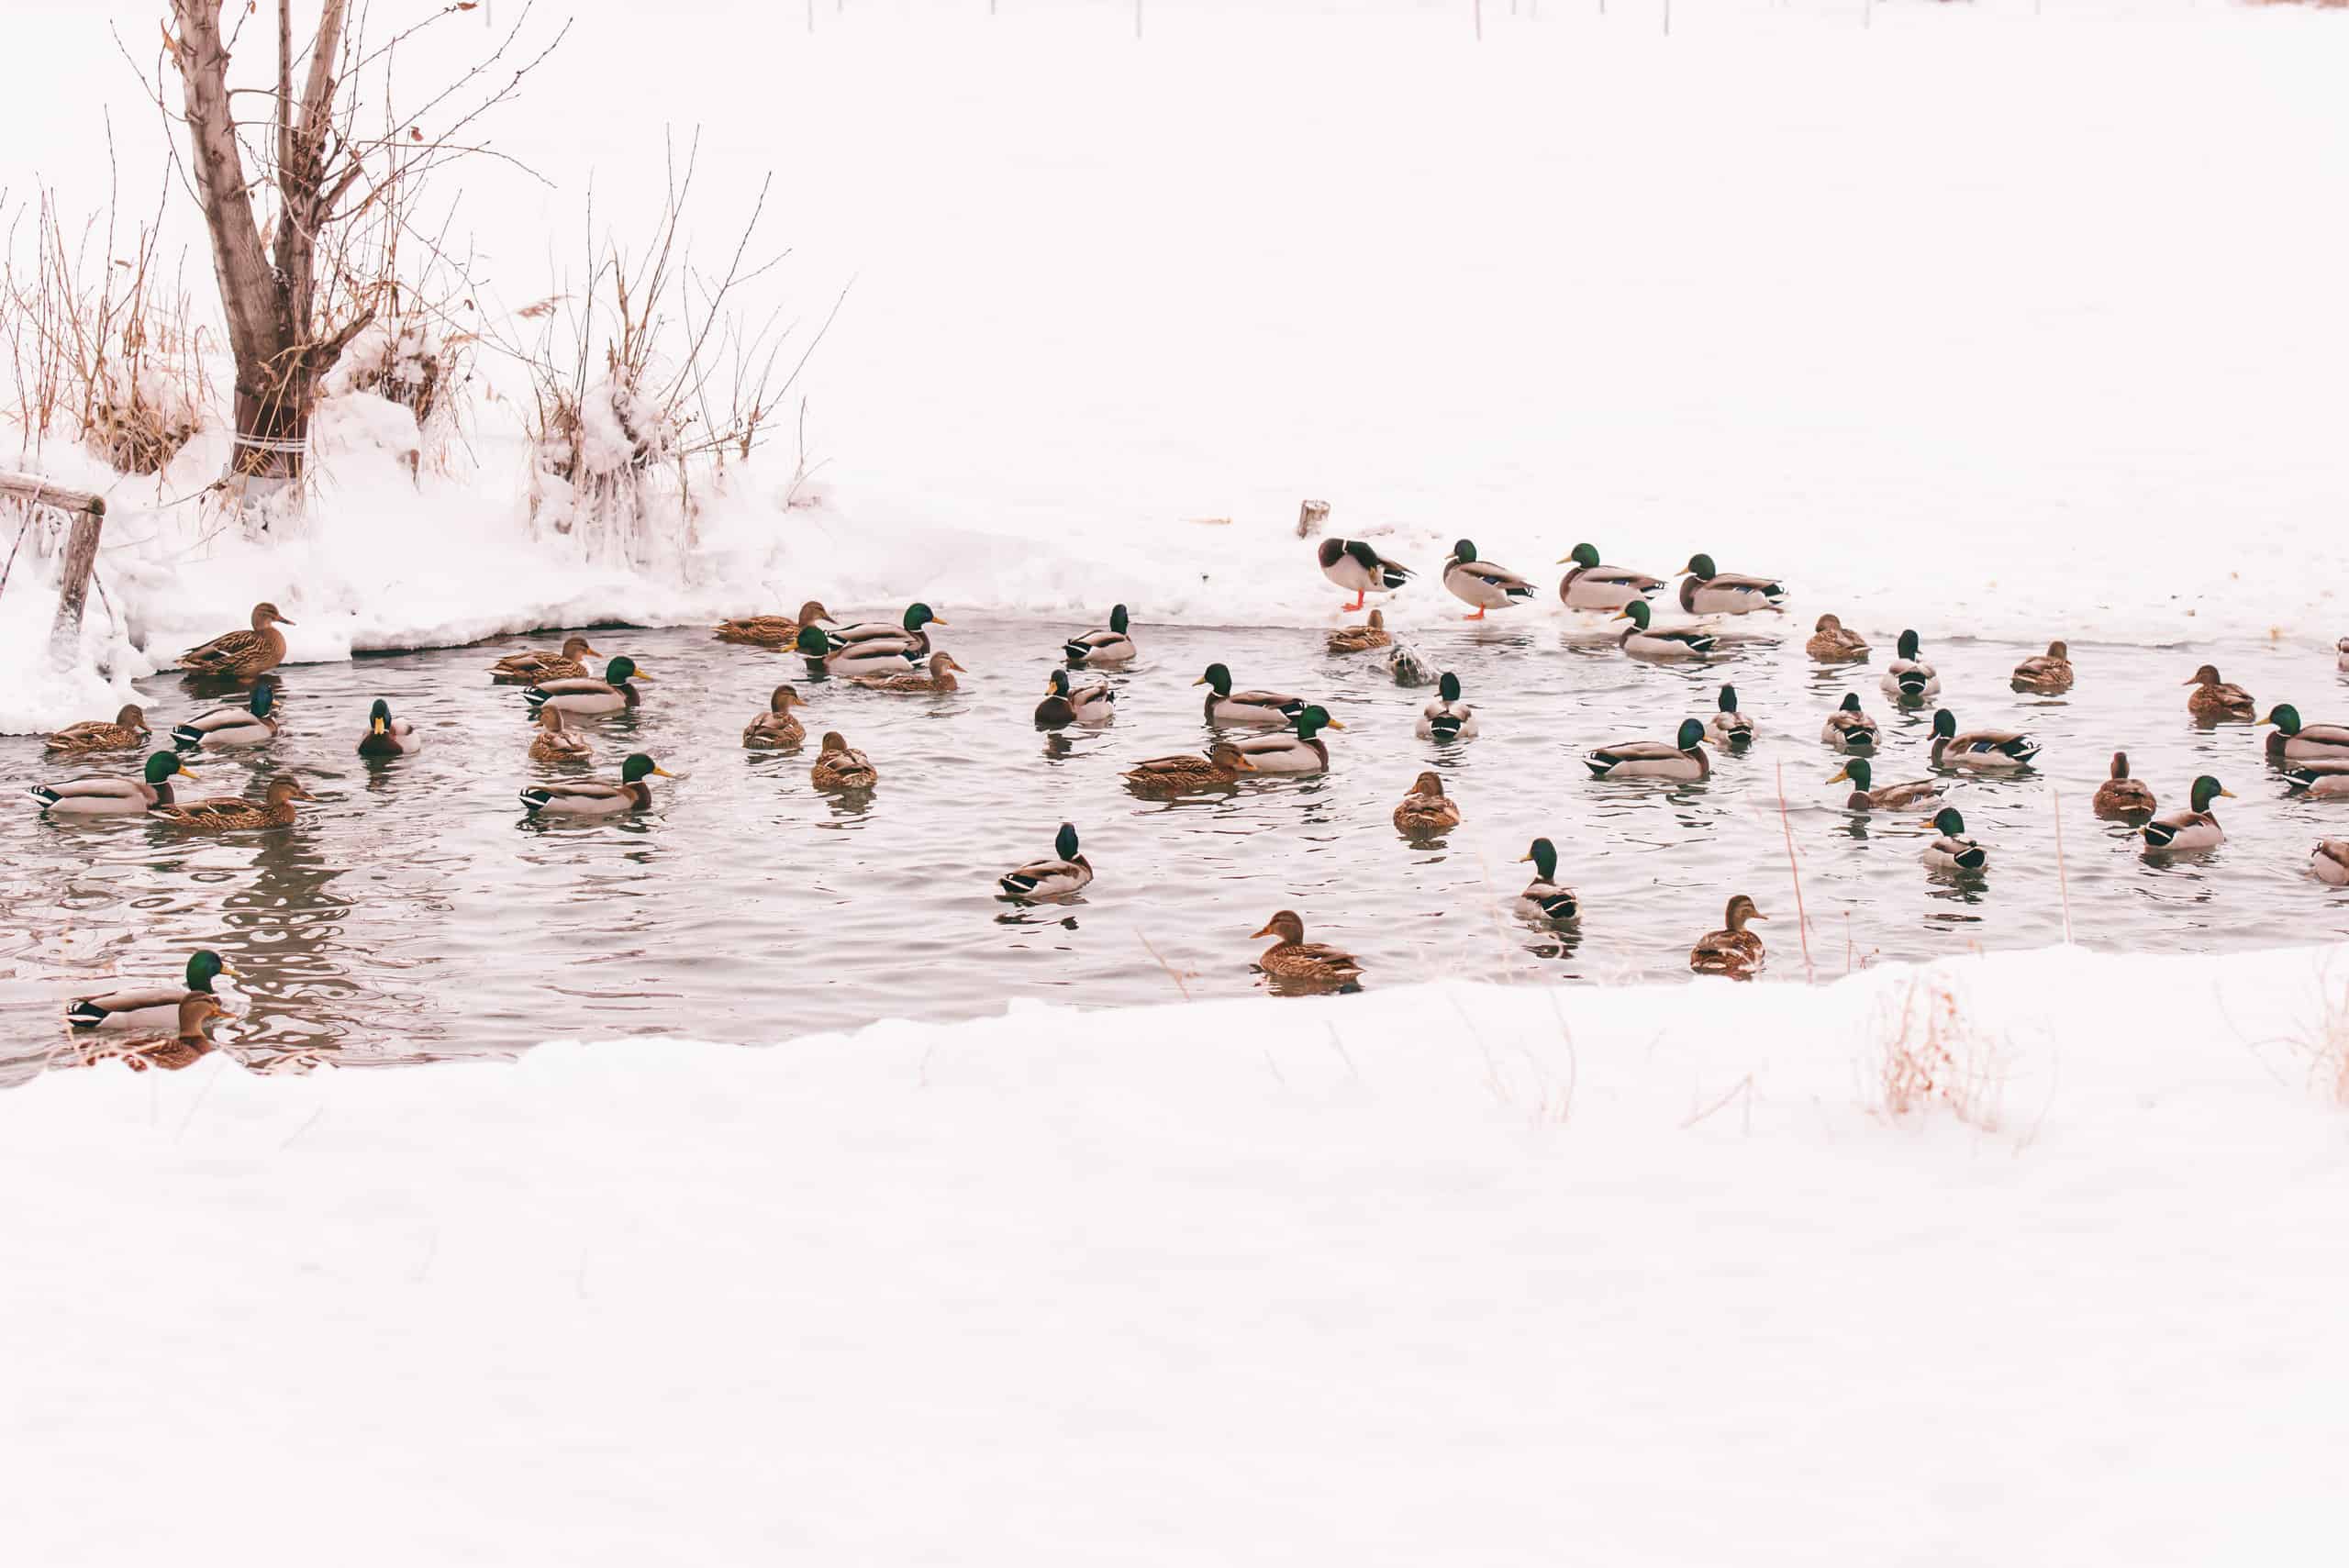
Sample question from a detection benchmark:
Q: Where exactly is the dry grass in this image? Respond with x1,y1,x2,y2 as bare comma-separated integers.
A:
1872,972,2008,1129
2290,972,2349,1106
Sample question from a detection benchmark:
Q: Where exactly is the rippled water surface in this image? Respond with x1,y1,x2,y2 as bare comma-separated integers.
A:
5,614,2346,1084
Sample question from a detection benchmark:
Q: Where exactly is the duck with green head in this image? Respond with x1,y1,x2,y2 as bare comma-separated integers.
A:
526,655,652,717
173,680,280,751
1234,705,1344,774
1920,807,1989,873
1821,692,1879,753
1063,605,1136,665
1881,630,1940,703
1706,685,1753,752
2259,704,2349,765
30,751,199,816
1586,717,1711,782
357,697,422,757
1929,708,2040,772
819,603,948,677
1318,538,1413,613
1829,758,1942,812
1196,662,1308,728
998,823,1094,900
1036,667,1115,728
1517,838,1579,921
520,752,673,817
2142,775,2232,852
1555,542,1664,612
67,949,239,1031
1416,672,1479,741
1615,599,1717,661
1677,553,1785,617
1442,539,1536,619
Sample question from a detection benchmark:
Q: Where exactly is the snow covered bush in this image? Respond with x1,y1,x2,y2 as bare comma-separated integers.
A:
325,318,471,473
525,372,692,567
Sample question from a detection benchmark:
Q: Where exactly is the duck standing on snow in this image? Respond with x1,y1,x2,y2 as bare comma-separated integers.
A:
2185,664,2256,722
1036,668,1115,728
491,635,601,684
2092,752,2158,820
1920,807,1989,873
2010,640,2076,695
814,604,947,678
155,774,317,831
1821,693,1880,753
1586,718,1711,782
1806,614,1869,662
43,705,150,758
2142,775,2232,851
2260,705,2349,765
1678,554,1784,616
531,706,595,763
1392,771,1461,835
179,601,294,682
1615,600,1717,660
1416,673,1478,741
1063,606,1136,666
2314,840,2349,886
520,753,673,817
2283,762,2349,799
714,601,832,650
1318,538,1412,613
811,731,879,791
526,656,652,718
852,652,966,694
1882,630,1941,703
173,682,280,751
1250,910,1364,993
1555,542,1664,612
1235,706,1344,775
1517,838,1578,921
357,698,422,757
29,751,200,816
1706,685,1753,753
1327,609,1391,654
1122,742,1255,795
742,686,809,750
1929,708,2040,773
1442,539,1535,620
1689,895,1766,980
1196,663,1308,728
67,949,237,1031
1828,759,1942,812
998,823,1093,900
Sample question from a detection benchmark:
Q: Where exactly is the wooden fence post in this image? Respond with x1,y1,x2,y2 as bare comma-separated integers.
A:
0,471,110,657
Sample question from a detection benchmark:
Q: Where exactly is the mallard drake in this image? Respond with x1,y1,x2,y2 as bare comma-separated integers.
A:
2185,664,2256,721
2092,751,2158,820
1706,685,1753,753
490,635,601,684
1882,630,1941,702
1555,542,1663,612
531,705,595,762
357,698,422,757
1392,771,1460,835
998,823,1094,899
520,752,672,817
2142,775,2232,851
67,949,238,1031
714,601,832,649
810,731,878,790
1318,538,1412,613
1442,539,1535,619
2010,639,2076,695
1517,838,1578,920
1327,609,1390,654
1828,758,1942,812
1586,717,1710,781
1197,662,1308,728
1806,614,1869,662
1235,706,1344,775
155,773,317,831
1123,742,1255,795
2283,762,2349,799
1251,909,1364,992
1929,708,2040,772
1063,605,1136,665
179,601,294,680
1677,554,1784,616
1036,668,1114,727
1614,599,1717,660
1688,895,1766,979
73,994,229,1073
29,751,199,816
172,682,279,751
526,656,651,717
2314,840,2349,886
2260,705,2349,765
1386,639,1438,686
1920,807,1989,873
815,604,946,677
1416,672,1478,741
43,704,150,757
743,685,809,750
1821,692,1880,753
852,651,966,694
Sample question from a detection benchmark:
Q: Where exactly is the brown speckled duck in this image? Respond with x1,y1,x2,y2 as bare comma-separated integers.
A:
1806,614,1868,662
743,685,809,750
1251,910,1364,992
715,601,833,649
811,731,878,791
852,651,965,694
529,706,594,763
1326,608,1391,654
2092,751,2157,820
1122,743,1256,796
154,773,317,831
1689,895,1767,980
180,602,294,681
43,704,150,757
491,635,601,685
1391,771,1461,835
2009,640,2075,695
2185,665,2256,722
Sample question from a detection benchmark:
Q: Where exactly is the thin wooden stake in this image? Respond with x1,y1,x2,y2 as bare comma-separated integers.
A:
2052,786,2074,944
1776,762,1817,984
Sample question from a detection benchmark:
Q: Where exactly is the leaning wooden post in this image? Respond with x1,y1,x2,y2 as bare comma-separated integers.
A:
0,471,109,658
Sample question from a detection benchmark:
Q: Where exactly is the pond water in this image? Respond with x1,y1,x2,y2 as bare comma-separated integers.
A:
5,613,2346,1084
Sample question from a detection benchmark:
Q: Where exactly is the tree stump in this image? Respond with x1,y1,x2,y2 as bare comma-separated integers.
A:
1296,499,1330,539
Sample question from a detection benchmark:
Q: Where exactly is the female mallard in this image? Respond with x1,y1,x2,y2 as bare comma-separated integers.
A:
743,686,809,750
2092,752,2158,820
1828,758,1942,812
180,601,294,681
1517,838,1578,921
2284,762,2349,799
1806,614,1869,662
1706,685,1753,752
1689,895,1767,979
490,635,602,684
526,656,652,717
1416,673,1478,741
2185,665,2256,721
1615,599,1717,660
29,751,199,816
2260,704,2349,765
1318,538,1412,613
2314,840,2349,886
172,682,279,751
1392,771,1461,835
1327,609,1390,654
520,752,673,817
2142,775,2232,851
68,949,238,1031
852,651,967,694
1123,742,1255,795
1882,630,1941,702
811,732,878,791
998,823,1094,899
1555,542,1664,612
715,601,833,649
1197,663,1308,728
2339,638,2349,673
1063,605,1137,665
2010,640,2075,695
1442,539,1535,620
1821,693,1880,753
1677,554,1784,616
1036,668,1114,728
815,603,947,677
1929,708,2040,772
1251,909,1364,992
43,704,150,757
531,706,595,763
1235,706,1344,775
1920,807,1989,873
1586,717,1710,782
357,698,422,757
75,994,229,1073
155,773,317,831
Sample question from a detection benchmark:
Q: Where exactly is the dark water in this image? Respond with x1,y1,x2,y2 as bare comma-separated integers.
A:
4,614,2345,1084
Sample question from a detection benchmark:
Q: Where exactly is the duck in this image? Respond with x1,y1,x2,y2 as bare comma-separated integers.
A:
526,656,652,717
73,994,229,1073
519,752,672,817
1196,663,1308,728
1586,717,1710,781
2185,664,2256,721
1882,630,1941,702
1821,693,1880,753
1806,614,1869,662
530,706,595,762
1386,639,1439,687
1123,742,1256,795
43,704,150,757
67,949,238,1031
1555,542,1664,612
2259,704,2349,765
357,698,422,757
1063,605,1136,665
815,603,948,678
1706,685,1753,753
1828,758,1943,812
742,685,809,750
154,773,317,831
172,681,280,751
714,601,832,649
1392,771,1461,835
2340,638,2349,673
1234,706,1344,775
1318,538,1412,613
810,731,878,791
29,751,199,816
1920,807,1990,873
853,651,967,695
1250,909,1364,992
1614,599,1717,660
1326,609,1391,654
1516,838,1578,920
2141,775,2232,851
490,635,602,684
2010,639,2075,695
1929,708,2040,772
2092,751,2158,820
179,601,294,681
2283,762,2349,799
1035,668,1115,728
1416,673,1478,741
1677,554,1784,616
2314,840,2349,886
997,822,1094,899
1442,539,1536,620
1688,895,1767,979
